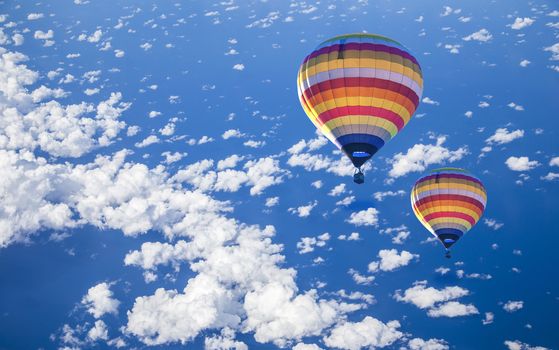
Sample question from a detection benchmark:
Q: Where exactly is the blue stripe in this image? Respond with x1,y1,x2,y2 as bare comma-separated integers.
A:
435,228,464,237
336,134,385,149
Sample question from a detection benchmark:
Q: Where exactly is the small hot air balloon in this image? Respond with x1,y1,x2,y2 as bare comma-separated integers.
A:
410,168,487,258
297,33,424,184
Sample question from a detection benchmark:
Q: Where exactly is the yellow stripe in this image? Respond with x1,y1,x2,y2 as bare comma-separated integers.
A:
299,58,423,89
320,115,399,137
416,206,480,222
307,97,411,123
305,50,422,76
426,217,473,231
412,183,487,200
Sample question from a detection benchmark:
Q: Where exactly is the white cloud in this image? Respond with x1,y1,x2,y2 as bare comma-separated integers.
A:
483,218,504,230
292,343,323,350
296,233,329,254
463,28,492,42
174,157,287,196
246,11,280,28
486,128,524,145
388,136,467,178
82,282,120,318
323,316,403,350
222,129,245,140
373,190,405,201
289,201,318,218
549,157,559,166
544,43,559,61
503,300,524,313
368,249,419,273
287,138,370,177
511,17,535,30
348,269,374,285
408,338,449,350
508,102,524,111
34,29,54,40
125,241,189,271
88,320,109,341
217,155,244,170
84,88,100,96
232,64,245,71
12,33,24,46
464,111,473,118
541,172,559,181
478,101,490,108
205,328,247,350
243,140,265,148
347,208,379,227
394,280,476,318
482,312,494,325
135,135,160,148
27,13,44,20
422,97,440,105
265,197,279,207
504,340,549,350
0,49,129,157
427,301,479,317
328,183,346,196
505,156,540,171
520,59,531,67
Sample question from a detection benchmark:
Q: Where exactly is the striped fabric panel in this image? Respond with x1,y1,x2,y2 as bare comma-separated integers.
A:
411,169,487,237
297,34,423,152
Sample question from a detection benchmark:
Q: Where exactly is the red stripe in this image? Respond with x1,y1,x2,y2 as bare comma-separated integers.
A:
313,106,406,129
424,211,476,226
303,77,419,107
413,194,485,212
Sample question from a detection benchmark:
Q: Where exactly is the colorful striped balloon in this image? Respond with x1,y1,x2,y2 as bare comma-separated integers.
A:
297,33,423,175
411,168,487,253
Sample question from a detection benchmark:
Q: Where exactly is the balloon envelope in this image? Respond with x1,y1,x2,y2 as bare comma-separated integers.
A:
297,33,423,168
411,168,487,249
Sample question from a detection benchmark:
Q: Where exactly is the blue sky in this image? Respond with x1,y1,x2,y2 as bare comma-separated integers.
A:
0,0,558,349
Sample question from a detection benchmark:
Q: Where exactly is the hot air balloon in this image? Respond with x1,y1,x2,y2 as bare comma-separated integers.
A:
410,168,487,258
297,33,424,184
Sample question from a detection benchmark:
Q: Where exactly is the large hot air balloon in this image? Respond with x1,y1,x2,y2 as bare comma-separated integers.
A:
410,168,487,258
297,33,423,184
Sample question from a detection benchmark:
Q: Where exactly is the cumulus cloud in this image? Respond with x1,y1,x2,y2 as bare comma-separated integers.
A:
368,249,419,273
323,316,403,350
408,337,449,350
388,136,467,179
504,340,549,350
427,301,479,318
545,43,559,61
0,49,130,157
463,29,492,42
505,156,540,171
82,282,120,318
394,281,477,318
287,137,371,177
503,300,524,313
205,328,247,350
347,208,379,227
174,157,288,196
373,190,405,201
510,17,535,30
289,201,318,218
486,128,524,145
222,129,245,139
296,233,330,254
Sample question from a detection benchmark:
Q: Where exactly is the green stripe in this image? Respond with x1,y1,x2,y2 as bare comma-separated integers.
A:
430,167,469,173
319,33,401,46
